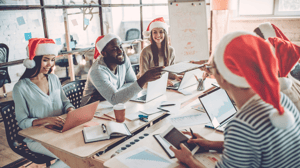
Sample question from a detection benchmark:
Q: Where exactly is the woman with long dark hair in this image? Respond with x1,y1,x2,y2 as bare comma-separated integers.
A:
139,17,182,86
13,38,74,168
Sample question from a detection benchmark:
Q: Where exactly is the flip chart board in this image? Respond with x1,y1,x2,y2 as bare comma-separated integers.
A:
169,1,209,62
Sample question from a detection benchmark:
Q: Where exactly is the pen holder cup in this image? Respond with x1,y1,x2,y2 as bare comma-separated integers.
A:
113,103,126,123
197,79,205,91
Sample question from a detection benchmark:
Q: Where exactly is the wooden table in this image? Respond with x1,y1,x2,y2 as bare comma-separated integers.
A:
101,105,224,168
19,78,216,168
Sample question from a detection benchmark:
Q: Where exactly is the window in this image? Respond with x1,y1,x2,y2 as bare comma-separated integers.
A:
238,0,300,16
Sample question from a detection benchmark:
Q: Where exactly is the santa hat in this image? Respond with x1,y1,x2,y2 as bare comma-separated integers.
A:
268,37,300,77
94,33,121,59
213,31,295,129
258,22,289,41
23,38,57,69
143,17,169,38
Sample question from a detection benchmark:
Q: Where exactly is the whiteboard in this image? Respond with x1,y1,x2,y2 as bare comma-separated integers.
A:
168,1,209,62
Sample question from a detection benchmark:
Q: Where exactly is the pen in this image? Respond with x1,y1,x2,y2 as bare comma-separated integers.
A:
157,107,169,112
102,124,107,133
160,104,175,107
190,128,196,139
194,74,199,81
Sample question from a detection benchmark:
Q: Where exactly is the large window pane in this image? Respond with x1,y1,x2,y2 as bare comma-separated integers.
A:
103,7,141,41
239,0,274,15
0,0,39,5
279,0,300,11
142,0,168,4
102,0,139,4
67,8,101,46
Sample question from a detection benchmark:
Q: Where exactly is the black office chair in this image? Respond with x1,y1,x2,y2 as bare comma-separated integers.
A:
62,80,86,109
131,64,140,75
0,43,11,97
125,28,140,41
0,101,54,167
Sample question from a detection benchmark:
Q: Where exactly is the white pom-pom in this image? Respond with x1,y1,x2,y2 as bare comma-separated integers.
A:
278,77,292,91
143,31,150,38
269,109,295,129
23,58,35,69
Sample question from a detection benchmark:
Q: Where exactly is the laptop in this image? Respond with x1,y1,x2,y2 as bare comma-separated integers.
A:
45,101,99,132
167,69,203,90
130,72,168,103
198,87,237,132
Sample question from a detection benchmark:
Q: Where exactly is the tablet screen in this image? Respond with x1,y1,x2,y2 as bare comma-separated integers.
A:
163,127,197,151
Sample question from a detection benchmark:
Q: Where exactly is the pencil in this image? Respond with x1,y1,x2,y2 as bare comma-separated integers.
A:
104,114,116,120
94,116,112,121
194,74,198,81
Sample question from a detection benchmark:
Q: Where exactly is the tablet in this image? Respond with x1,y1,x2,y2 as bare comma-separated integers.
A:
160,126,199,155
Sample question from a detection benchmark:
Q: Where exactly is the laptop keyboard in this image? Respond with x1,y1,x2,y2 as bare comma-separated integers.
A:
137,95,147,101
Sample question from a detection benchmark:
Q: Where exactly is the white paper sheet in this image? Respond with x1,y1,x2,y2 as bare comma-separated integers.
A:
168,113,210,128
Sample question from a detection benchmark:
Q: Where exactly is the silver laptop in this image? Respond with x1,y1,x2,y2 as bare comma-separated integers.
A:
198,87,237,132
130,72,168,103
167,69,203,90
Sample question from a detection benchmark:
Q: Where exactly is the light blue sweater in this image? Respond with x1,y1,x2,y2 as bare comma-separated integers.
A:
81,55,142,106
13,74,74,143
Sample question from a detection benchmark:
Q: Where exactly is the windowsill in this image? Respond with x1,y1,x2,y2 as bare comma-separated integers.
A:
230,16,300,21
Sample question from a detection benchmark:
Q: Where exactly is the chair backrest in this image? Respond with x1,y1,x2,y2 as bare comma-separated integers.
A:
125,28,140,41
0,101,54,164
62,80,86,109
0,43,11,86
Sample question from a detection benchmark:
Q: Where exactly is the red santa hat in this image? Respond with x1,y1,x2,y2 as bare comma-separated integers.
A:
268,37,300,77
94,33,121,59
213,31,295,129
23,38,57,69
143,17,169,38
258,22,289,41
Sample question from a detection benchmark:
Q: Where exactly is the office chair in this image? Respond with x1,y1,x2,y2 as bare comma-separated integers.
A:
125,28,140,41
62,80,86,109
0,101,54,167
0,43,11,97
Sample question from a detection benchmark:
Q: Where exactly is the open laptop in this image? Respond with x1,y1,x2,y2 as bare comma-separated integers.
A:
130,72,168,103
167,69,203,90
45,101,99,133
162,62,205,74
198,87,237,132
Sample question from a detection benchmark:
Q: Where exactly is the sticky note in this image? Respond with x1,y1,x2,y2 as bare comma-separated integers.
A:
84,18,89,25
55,38,62,45
70,41,75,49
33,19,40,27
71,19,78,26
17,16,25,26
24,32,32,41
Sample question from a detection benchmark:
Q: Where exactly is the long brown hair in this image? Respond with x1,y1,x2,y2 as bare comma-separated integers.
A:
150,29,170,66
20,56,54,80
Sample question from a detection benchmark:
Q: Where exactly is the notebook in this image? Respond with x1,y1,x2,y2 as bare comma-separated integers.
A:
130,72,168,103
162,62,204,74
45,101,99,133
198,87,237,132
82,121,131,143
167,69,203,90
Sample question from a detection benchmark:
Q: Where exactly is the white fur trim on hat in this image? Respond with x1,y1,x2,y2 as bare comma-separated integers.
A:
96,33,121,54
35,43,58,56
278,77,292,91
149,22,169,33
214,31,258,88
258,22,277,40
269,109,295,129
23,58,36,69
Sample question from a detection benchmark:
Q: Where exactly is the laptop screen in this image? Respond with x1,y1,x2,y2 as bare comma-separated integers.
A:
199,88,237,127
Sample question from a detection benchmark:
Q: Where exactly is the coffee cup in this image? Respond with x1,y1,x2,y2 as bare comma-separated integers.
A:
113,103,126,123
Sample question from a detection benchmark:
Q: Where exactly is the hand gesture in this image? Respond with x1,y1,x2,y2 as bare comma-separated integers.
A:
170,144,193,165
175,74,183,81
167,79,174,87
182,131,211,150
